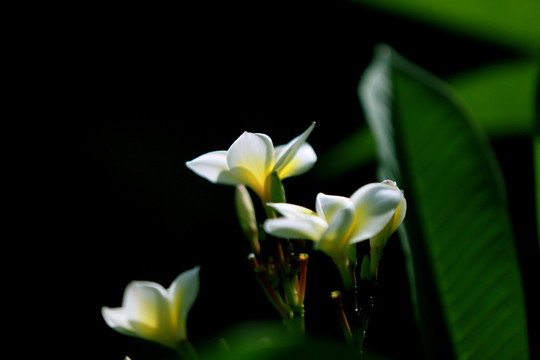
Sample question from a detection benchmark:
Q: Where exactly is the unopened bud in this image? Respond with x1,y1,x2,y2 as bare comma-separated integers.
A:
235,185,260,254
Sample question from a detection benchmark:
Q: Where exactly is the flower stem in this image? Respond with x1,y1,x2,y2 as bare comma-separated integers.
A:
351,278,376,356
248,253,291,317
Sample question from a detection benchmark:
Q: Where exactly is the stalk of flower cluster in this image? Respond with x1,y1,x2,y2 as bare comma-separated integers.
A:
237,172,308,337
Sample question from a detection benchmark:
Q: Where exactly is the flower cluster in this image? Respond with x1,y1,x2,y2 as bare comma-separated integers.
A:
264,180,406,286
102,123,406,359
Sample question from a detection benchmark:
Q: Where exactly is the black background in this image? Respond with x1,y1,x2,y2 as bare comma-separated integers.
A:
56,1,538,359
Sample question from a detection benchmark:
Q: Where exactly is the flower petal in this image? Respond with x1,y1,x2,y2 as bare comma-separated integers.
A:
264,217,327,241
227,132,274,196
167,266,200,340
267,202,319,219
102,306,138,337
348,182,404,243
185,151,240,185
390,196,407,233
317,202,356,259
315,193,350,223
275,143,317,179
273,122,316,177
122,281,175,346
370,195,407,249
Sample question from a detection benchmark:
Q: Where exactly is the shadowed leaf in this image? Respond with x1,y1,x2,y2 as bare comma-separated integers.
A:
360,44,529,359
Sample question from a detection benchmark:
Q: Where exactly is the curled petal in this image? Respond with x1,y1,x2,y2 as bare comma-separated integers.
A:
273,122,316,177
227,132,274,195
264,216,327,241
348,182,404,243
317,202,356,259
275,143,317,179
315,193,350,223
390,196,407,234
185,151,239,185
102,307,138,338
168,266,200,340
370,195,407,250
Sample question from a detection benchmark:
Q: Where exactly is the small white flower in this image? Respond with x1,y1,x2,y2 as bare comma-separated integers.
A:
102,267,200,350
186,122,317,201
264,181,406,285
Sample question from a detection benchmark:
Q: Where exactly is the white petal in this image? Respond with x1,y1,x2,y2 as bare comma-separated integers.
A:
275,143,317,179
370,195,407,249
267,202,319,219
315,193,350,223
122,281,175,345
273,122,316,177
102,306,138,337
390,196,407,233
264,217,327,241
227,132,274,196
167,266,200,340
185,151,240,185
316,202,356,258
348,182,404,243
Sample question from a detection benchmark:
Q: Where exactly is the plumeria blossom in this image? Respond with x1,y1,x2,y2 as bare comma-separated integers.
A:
102,266,200,351
185,122,317,201
264,181,406,285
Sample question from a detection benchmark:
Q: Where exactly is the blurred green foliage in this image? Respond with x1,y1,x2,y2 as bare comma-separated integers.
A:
448,61,538,137
347,0,540,55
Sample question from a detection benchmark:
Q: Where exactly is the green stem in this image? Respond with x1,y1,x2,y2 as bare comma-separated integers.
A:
282,311,305,340
370,247,382,282
351,281,376,357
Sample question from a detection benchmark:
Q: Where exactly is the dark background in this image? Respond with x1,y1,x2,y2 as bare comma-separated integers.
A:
63,1,536,359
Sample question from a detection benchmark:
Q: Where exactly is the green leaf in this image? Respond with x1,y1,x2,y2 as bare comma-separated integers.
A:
536,133,540,248
533,73,540,248
347,0,540,54
316,61,538,182
448,61,539,137
360,45,529,359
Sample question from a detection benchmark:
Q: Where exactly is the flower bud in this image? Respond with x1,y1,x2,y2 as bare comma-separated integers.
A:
235,185,260,254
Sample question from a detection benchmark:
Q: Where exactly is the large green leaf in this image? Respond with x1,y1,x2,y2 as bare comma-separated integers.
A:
359,45,529,359
533,132,540,247
348,0,540,55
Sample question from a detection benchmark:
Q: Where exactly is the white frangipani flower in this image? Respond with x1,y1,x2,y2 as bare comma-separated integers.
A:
264,181,406,285
185,122,316,201
102,267,200,351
